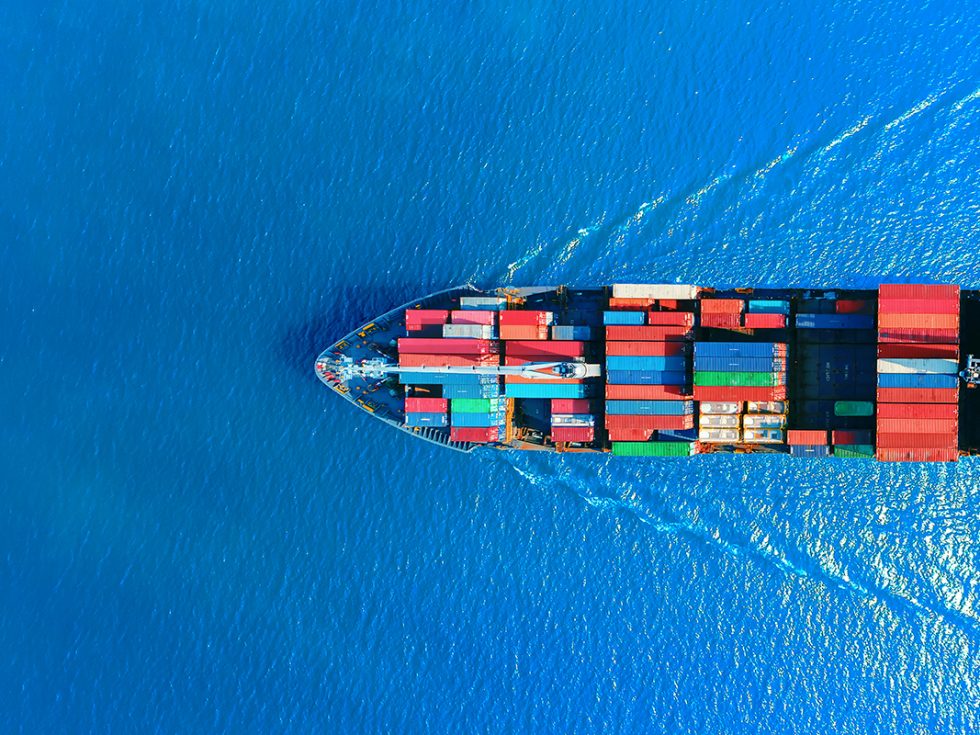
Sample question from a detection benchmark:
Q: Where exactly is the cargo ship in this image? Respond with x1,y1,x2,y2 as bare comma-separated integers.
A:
315,284,980,461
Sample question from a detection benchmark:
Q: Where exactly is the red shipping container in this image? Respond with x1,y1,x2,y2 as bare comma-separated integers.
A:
551,426,595,443
646,312,695,326
877,298,959,315
876,343,959,359
605,415,695,430
877,418,957,434
499,310,552,326
552,399,593,414
450,310,496,325
876,403,958,419
399,338,498,355
876,433,956,449
876,387,958,404
693,386,787,402
877,328,959,344
607,428,655,441
605,326,694,341
605,341,690,356
657,300,683,310
786,430,829,446
700,314,743,329
836,299,871,314
879,284,959,300
605,384,692,400
450,426,500,443
743,313,787,329
700,299,744,314
404,397,449,412
499,325,549,340
607,297,656,309
831,430,869,445
876,448,959,462
878,313,959,329
505,340,588,358
405,309,449,324
399,353,498,367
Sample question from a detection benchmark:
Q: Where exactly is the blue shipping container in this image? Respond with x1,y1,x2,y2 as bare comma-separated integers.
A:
405,412,449,427
694,342,783,358
603,311,646,325
552,325,593,340
399,372,499,386
789,445,832,458
505,383,596,399
450,412,506,427
605,400,694,415
606,355,688,372
658,428,699,441
795,314,875,330
606,370,688,385
876,373,958,389
747,299,790,314
692,356,787,372
442,384,501,399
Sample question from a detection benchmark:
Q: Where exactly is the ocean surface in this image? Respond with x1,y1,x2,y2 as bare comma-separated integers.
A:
4,1,980,732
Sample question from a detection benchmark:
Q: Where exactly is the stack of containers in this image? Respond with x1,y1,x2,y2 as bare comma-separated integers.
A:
404,396,449,428
405,309,450,333
742,401,788,444
693,343,788,444
875,284,960,462
699,299,743,330
449,397,507,443
604,285,698,456
550,399,596,444
831,430,875,458
503,339,595,400
744,300,789,329
786,430,830,458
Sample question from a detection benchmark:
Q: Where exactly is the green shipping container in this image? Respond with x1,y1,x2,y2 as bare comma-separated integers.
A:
834,401,874,417
693,371,783,387
834,444,875,458
611,441,694,457
450,398,500,413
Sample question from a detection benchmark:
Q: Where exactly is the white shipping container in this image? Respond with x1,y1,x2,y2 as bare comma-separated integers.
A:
699,401,742,415
743,413,787,429
443,324,494,339
875,358,958,374
551,414,596,427
612,283,700,300
699,414,740,428
460,295,506,308
747,401,786,414
743,428,784,444
698,428,741,443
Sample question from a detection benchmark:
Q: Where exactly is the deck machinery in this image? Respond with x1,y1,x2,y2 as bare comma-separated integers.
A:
316,284,980,460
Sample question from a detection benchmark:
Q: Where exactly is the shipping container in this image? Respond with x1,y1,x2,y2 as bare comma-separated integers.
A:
605,341,690,356
743,428,785,443
834,445,875,458
877,298,960,314
743,313,787,329
499,325,550,340
551,398,593,414
835,299,871,314
551,426,595,443
875,447,959,462
646,311,696,326
449,426,501,442
692,356,787,372
876,387,959,404
878,313,959,330
693,386,787,402
747,299,790,314
700,299,744,314
747,401,787,414
405,397,448,412
505,340,589,358
451,398,502,413
450,310,497,326
405,412,449,427
398,337,498,355
831,430,873,445
743,414,787,429
694,342,787,358
699,414,740,428
551,414,596,427
459,295,506,310
399,372,499,385
551,325,593,341
876,343,959,359
405,309,450,326
606,355,688,372
694,371,785,387
875,403,957,419
877,327,960,343
878,284,960,300
505,383,595,399
611,441,696,457
605,384,692,400
603,311,647,326
698,428,741,443
876,418,957,434
787,430,829,445
442,323,495,339
398,353,499,367
499,310,554,326
875,358,958,374
605,414,695,430
442,383,501,399
607,297,657,309
605,400,694,415
796,314,875,329
875,433,957,449
451,412,505,428
605,325,694,341
606,369,688,385
607,428,655,442
700,314,743,329
876,373,958,390
700,401,742,415
612,284,699,300
789,445,832,458
834,401,874,416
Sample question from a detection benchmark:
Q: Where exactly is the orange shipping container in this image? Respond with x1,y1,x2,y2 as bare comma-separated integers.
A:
700,299,744,314
499,325,549,340
877,313,959,329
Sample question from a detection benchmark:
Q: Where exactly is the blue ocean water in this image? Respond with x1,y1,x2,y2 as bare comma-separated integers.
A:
4,1,980,731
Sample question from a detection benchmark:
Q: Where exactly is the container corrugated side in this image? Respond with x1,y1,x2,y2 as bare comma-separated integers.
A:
877,343,959,359
877,374,958,390
605,384,692,400
875,358,958,374
450,426,500,442
603,311,646,326
834,445,875,458
606,370,688,385
405,412,449,427
612,284,699,300
450,310,497,326
606,341,690,357
606,356,687,372
646,312,695,326
877,328,959,344
875,433,957,449
876,403,958,419
786,430,829,445
611,441,695,457
692,356,787,372
877,418,957,434
693,342,787,358
694,371,785,387
878,313,959,330
878,284,960,300
551,426,595,443
399,337,498,355
833,401,874,416
505,383,595,399
747,300,790,314
605,400,694,416
700,299,744,314
605,415,695,430
743,313,787,329
605,325,694,342
551,398,593,414
875,447,958,462
877,298,960,314
693,386,787,402
405,397,449,412
877,387,959,404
